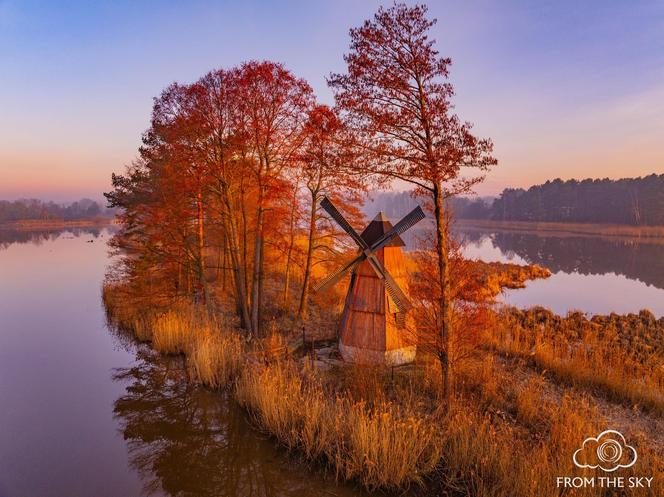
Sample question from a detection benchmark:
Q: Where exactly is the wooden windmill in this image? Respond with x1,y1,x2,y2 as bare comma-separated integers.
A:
314,197,425,365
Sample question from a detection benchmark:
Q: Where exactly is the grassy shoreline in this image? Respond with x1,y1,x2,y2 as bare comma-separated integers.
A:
0,218,115,230
456,218,664,239
491,307,664,415
102,282,663,496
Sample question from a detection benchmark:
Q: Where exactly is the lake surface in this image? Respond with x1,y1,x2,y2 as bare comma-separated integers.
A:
2,225,664,496
455,225,664,317
0,228,364,497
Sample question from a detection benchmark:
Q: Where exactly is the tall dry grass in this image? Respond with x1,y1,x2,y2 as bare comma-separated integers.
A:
447,351,664,497
444,396,663,497
236,361,442,490
151,307,200,354
102,283,150,340
103,283,664,495
188,332,244,388
103,282,244,390
490,309,664,414
237,358,664,496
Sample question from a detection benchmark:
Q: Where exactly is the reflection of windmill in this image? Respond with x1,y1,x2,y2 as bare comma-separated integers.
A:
315,197,425,364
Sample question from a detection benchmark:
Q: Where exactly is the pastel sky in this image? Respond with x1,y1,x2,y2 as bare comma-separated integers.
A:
1,0,663,201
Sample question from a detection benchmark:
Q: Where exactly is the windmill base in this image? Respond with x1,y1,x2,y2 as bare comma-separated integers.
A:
339,343,416,365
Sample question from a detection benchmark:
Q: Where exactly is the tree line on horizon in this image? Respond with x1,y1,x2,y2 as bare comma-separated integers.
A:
368,174,664,226
490,175,664,225
0,198,115,223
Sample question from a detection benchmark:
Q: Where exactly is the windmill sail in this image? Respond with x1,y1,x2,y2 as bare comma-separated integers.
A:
320,197,368,249
313,255,363,293
366,253,412,313
370,205,425,252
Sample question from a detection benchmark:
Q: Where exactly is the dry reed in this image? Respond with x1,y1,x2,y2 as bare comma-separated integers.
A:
188,332,244,388
490,312,664,414
151,308,197,354
102,283,664,495
236,361,442,490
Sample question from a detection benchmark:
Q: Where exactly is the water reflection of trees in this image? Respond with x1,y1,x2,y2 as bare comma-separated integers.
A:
112,349,360,497
459,229,664,290
0,227,106,250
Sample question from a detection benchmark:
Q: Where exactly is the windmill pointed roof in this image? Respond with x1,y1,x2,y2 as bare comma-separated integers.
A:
360,211,405,247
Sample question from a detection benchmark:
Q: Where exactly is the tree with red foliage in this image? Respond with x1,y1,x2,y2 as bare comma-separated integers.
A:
296,105,365,319
330,3,497,398
236,61,314,334
409,239,493,396
277,171,304,312
141,82,213,305
188,68,253,330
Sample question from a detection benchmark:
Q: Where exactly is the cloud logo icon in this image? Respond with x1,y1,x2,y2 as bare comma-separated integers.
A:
573,430,637,472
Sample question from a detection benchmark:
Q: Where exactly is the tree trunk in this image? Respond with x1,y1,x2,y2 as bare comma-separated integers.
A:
283,247,292,308
298,190,317,319
196,190,209,307
251,198,264,335
433,182,451,400
221,235,228,290
176,251,183,296
221,187,251,332
215,229,224,281
240,178,250,299
258,234,265,332
283,187,298,309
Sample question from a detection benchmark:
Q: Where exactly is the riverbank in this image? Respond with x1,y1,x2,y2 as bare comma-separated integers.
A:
457,219,664,240
493,307,664,414
0,218,115,230
467,260,550,301
102,272,663,496
102,287,441,491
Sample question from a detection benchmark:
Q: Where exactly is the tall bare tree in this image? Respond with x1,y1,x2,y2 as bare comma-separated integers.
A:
329,3,497,398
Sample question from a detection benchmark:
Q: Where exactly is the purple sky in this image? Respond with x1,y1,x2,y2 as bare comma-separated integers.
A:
1,0,663,201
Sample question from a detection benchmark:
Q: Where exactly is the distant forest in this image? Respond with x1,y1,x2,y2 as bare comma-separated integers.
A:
367,174,664,226
0,198,115,223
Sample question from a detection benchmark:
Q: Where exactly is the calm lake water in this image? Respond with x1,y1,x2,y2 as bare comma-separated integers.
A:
2,225,664,496
0,228,364,497
455,225,664,317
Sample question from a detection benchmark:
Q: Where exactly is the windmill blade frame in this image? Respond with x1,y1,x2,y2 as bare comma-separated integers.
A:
315,198,421,314
365,253,412,313
369,205,425,253
382,269,413,313
313,253,365,293
320,196,368,250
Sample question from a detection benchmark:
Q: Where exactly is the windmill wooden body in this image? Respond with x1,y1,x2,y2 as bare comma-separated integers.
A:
315,198,425,365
